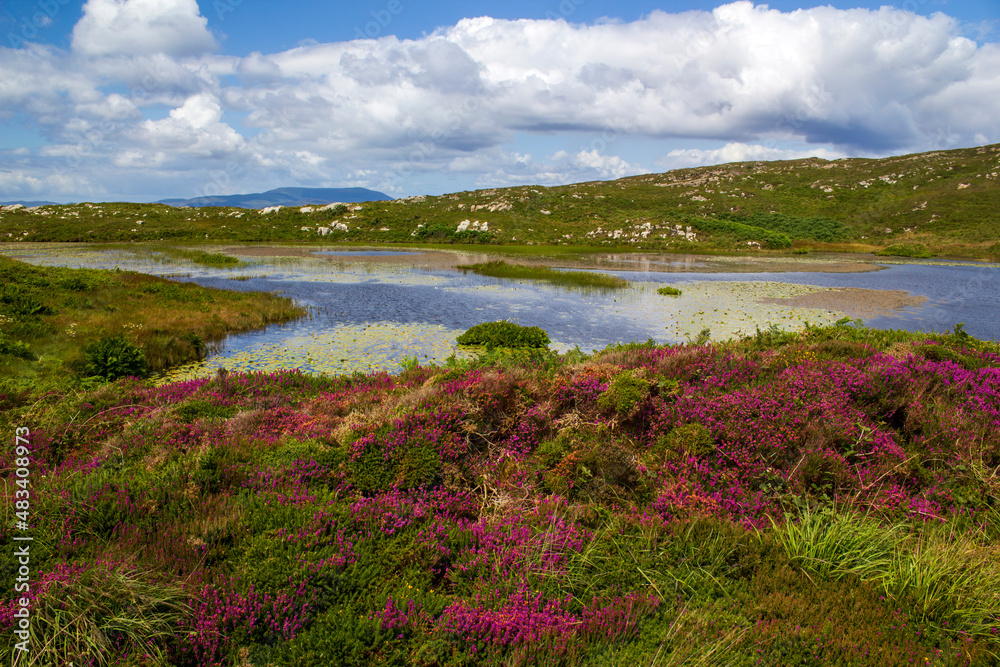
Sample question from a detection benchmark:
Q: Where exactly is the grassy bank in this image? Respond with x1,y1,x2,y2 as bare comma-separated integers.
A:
1,321,998,665
456,260,629,289
0,256,304,389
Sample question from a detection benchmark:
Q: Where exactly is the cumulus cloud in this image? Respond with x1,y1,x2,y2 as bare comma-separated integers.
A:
72,0,217,57
659,143,847,169
1,2,999,200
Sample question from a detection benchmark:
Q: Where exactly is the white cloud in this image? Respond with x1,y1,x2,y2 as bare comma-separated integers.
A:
1,2,999,200
72,0,217,57
659,143,847,169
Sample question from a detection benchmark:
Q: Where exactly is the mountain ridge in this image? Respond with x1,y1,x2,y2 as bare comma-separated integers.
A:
157,186,392,208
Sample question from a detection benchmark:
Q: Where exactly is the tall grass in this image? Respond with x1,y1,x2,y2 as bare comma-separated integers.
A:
457,260,630,290
14,566,189,667
769,509,1000,641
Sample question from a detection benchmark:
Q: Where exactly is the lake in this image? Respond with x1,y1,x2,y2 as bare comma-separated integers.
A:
3,243,997,381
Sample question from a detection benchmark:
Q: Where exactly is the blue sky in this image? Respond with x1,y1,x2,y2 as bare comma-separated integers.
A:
1,1,998,202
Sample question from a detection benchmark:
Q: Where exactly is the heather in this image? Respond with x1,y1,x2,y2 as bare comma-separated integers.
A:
2,322,999,666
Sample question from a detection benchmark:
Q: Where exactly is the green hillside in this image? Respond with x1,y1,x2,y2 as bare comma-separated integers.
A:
2,143,999,259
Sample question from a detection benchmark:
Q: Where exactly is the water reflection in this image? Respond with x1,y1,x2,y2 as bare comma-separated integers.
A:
3,243,996,380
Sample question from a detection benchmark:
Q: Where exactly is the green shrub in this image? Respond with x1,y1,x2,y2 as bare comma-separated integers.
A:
719,212,849,242
1,284,55,317
350,445,398,494
456,321,550,349
689,216,792,249
175,399,238,422
399,445,442,489
0,334,34,360
657,285,683,296
654,423,715,460
598,370,650,416
84,334,149,380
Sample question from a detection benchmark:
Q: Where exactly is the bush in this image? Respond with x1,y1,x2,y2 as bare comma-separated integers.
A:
719,212,849,242
654,423,715,460
657,286,682,296
598,370,651,416
456,321,550,349
0,334,34,360
84,334,149,380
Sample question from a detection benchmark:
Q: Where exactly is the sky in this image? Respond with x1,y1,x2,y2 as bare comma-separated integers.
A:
0,1,998,203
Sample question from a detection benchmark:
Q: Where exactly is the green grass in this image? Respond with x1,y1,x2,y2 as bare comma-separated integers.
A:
456,259,629,289
769,509,1000,642
2,143,997,258
875,243,935,258
151,247,245,267
657,285,683,296
0,256,304,389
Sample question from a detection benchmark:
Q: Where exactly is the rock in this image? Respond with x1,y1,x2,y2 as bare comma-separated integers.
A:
300,206,315,213
260,206,283,214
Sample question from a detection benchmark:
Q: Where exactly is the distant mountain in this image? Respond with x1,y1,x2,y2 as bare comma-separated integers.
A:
157,187,392,209
1,200,60,207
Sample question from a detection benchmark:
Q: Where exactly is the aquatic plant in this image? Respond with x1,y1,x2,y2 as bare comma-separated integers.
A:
456,260,629,290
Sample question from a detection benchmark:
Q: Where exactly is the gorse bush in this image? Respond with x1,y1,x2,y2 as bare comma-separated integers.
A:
84,334,149,380
456,320,550,349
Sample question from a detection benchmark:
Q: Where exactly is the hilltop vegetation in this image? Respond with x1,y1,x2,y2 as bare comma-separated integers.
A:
1,321,998,665
2,143,999,259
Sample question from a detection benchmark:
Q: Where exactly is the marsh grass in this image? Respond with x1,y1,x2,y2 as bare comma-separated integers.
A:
457,260,630,290
16,566,188,667
0,256,304,386
156,247,244,267
769,509,1000,642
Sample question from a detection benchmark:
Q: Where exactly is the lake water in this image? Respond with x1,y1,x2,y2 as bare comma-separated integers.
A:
4,244,997,381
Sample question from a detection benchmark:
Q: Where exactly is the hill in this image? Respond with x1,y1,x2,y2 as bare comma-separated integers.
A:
157,186,392,208
2,144,998,259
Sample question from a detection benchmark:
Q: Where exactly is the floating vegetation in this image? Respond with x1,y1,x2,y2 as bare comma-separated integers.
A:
653,281,852,342
456,260,630,290
152,322,471,384
657,285,682,296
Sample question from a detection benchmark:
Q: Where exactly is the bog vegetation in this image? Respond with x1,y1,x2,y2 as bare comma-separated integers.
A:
2,312,999,666
0,256,304,389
